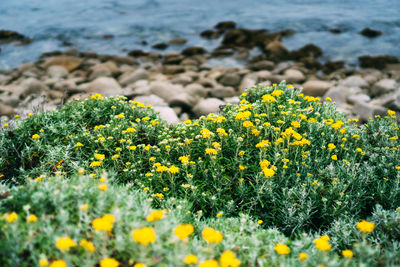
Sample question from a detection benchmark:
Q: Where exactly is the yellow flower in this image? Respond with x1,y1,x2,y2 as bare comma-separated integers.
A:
27,214,38,222
205,148,217,155
7,212,18,223
32,134,40,139
328,143,336,150
331,155,337,161
342,249,353,258
116,113,125,119
79,239,95,252
184,254,198,264
272,90,284,97
99,177,107,182
313,238,331,251
217,212,224,217
242,121,254,127
125,127,136,133
4,123,9,127
76,142,83,147
262,94,276,103
274,243,290,255
216,128,228,136
49,260,67,267
174,224,194,240
356,220,375,233
78,168,85,175
388,109,396,117
98,184,107,191
220,250,241,267
90,161,101,167
132,227,157,245
257,220,263,225
56,237,76,252
202,227,223,243
298,252,308,260
92,214,115,231
169,165,179,174
80,204,89,211
133,263,147,267
39,258,49,266
100,257,119,267
199,259,219,267
291,121,301,128
146,210,164,222
262,168,275,178
94,154,105,161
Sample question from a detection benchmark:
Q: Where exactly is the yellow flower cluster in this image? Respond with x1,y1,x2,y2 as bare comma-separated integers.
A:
92,214,115,232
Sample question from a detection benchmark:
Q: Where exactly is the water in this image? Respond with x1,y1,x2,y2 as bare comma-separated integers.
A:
1,0,399,69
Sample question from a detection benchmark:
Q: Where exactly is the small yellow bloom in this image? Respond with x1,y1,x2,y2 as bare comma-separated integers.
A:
274,243,290,255
342,249,353,258
199,259,219,267
133,263,147,267
331,155,338,161
27,214,38,222
313,238,331,251
298,252,308,260
49,260,67,267
132,227,157,245
184,254,198,264
7,212,18,223
202,227,223,243
32,134,40,139
174,224,194,240
356,220,375,233
220,250,241,267
262,167,275,178
217,212,224,217
98,184,107,191
257,220,263,225
56,237,76,252
92,214,115,232
146,210,164,222
100,257,120,267
39,258,49,266
80,204,89,211
79,239,95,253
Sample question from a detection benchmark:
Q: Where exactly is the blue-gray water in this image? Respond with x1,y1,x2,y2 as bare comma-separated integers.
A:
1,0,399,69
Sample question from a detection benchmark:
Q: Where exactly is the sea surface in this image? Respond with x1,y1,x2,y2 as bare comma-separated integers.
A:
1,0,399,69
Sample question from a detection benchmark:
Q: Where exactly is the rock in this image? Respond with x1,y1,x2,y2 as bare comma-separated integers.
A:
239,73,258,92
0,30,32,44
43,56,83,72
302,80,333,97
168,38,187,45
68,93,93,101
283,69,305,83
358,55,399,70
119,69,149,86
330,28,342,34
179,112,190,121
169,93,198,109
290,43,323,60
371,79,398,97
86,77,122,95
360,28,382,38
152,43,168,50
18,62,35,73
215,21,236,32
89,65,112,80
211,86,236,98
347,94,371,104
224,96,240,105
47,65,68,79
153,106,179,124
0,102,15,116
339,75,369,89
128,50,149,57
181,46,207,57
193,98,225,116
323,61,345,73
324,85,362,105
13,78,49,98
201,30,221,39
171,75,193,86
47,90,64,100
211,48,235,57
163,53,184,65
300,57,322,70
218,73,241,87
163,65,185,75
185,83,207,98
352,100,387,122
363,74,380,85
150,81,184,103
53,80,80,93
256,71,284,84
134,94,168,107
265,40,289,61
249,60,274,71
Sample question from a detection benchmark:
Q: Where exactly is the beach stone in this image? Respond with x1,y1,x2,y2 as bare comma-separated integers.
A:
265,40,289,61
181,46,207,57
323,61,345,73
224,96,240,105
302,80,332,96
111,55,137,65
43,56,83,72
371,79,398,97
0,30,32,44
163,65,185,75
153,106,179,124
89,65,111,80
185,83,207,98
211,48,235,57
201,30,221,39
283,69,305,83
211,86,235,98
219,73,241,86
168,38,187,45
215,21,236,31
134,94,168,107
13,78,49,98
240,73,257,92
347,94,371,104
249,60,274,71
171,75,193,86
86,77,122,95
360,28,382,38
339,75,369,89
0,102,15,116
53,80,79,93
290,43,323,60
363,74,380,85
47,90,64,100
119,69,149,86
47,66,68,79
352,100,387,122
324,85,362,106
68,93,93,101
359,55,399,70
169,93,198,109
152,43,168,50
163,53,184,65
179,112,190,121
150,81,184,103
193,98,225,116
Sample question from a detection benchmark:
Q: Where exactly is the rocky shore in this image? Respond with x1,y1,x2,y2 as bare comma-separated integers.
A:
1,22,400,124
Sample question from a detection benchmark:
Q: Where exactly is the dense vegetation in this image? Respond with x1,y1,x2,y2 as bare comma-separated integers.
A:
1,83,399,266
